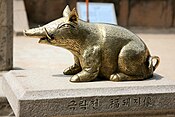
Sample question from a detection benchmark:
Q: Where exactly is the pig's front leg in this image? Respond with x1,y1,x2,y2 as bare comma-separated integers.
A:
63,56,82,75
70,46,101,82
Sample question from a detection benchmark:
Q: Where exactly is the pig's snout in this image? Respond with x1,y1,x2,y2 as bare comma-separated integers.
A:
23,27,46,38
23,30,27,36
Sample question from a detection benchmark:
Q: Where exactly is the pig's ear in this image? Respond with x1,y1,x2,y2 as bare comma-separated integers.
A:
63,5,71,17
68,8,78,23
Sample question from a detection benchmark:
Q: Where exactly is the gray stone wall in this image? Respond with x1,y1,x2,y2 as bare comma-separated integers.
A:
0,0,13,70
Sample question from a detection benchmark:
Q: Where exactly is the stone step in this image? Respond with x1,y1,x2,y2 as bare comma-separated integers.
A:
2,70,175,117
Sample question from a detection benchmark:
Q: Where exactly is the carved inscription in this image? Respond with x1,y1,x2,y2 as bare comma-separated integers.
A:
67,98,100,111
108,96,154,110
67,96,155,111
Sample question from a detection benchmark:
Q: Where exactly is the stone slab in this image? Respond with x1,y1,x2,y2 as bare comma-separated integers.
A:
2,70,175,117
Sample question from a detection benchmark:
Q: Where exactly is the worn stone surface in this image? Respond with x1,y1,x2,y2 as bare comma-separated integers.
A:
0,0,13,70
2,69,175,117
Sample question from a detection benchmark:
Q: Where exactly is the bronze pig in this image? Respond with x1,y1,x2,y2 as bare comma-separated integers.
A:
24,6,160,82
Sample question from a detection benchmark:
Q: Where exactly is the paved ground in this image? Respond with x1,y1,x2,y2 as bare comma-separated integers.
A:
14,35,73,71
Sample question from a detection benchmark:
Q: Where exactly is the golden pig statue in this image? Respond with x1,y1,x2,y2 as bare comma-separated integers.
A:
24,6,160,82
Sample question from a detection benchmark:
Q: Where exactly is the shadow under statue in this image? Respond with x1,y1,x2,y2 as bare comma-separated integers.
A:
23,5,160,82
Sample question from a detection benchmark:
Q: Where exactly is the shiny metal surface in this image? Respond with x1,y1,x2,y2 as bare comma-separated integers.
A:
24,6,160,82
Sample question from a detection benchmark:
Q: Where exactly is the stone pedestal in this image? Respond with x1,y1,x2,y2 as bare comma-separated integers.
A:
0,0,13,70
2,70,175,117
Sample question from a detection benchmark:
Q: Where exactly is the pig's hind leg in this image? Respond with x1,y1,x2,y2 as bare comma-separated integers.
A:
110,41,151,81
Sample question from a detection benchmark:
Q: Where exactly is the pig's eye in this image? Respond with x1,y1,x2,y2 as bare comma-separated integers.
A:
58,23,75,29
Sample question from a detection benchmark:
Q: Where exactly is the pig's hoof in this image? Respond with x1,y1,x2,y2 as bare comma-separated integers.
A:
110,74,120,82
63,67,74,75
63,65,81,75
70,75,80,82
